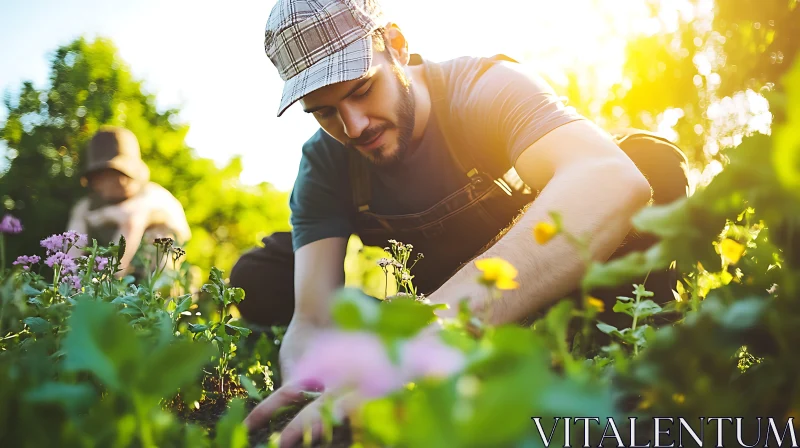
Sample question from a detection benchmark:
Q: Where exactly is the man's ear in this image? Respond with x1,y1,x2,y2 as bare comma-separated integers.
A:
383,22,410,65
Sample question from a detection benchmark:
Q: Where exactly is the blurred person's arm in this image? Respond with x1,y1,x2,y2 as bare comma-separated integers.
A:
81,184,175,268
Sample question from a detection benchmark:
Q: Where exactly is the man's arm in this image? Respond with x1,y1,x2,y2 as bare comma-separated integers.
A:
428,120,652,324
278,237,348,376
292,236,348,326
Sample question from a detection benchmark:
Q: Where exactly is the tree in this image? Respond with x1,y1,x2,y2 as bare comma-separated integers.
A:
550,0,798,168
0,37,291,276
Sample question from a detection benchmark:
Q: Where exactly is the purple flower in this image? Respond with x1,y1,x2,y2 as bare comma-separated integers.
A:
94,256,109,271
0,214,23,234
62,275,81,291
64,230,88,248
13,255,41,265
45,252,77,274
41,234,66,254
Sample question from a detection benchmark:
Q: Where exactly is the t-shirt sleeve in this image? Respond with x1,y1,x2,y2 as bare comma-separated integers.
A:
289,134,355,251
453,57,586,168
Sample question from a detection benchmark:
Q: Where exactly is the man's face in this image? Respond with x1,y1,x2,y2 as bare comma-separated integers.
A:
300,48,416,167
87,169,138,201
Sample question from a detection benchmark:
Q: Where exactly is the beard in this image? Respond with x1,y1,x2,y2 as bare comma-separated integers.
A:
346,66,416,167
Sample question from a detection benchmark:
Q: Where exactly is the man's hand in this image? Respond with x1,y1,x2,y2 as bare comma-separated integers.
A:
245,318,363,447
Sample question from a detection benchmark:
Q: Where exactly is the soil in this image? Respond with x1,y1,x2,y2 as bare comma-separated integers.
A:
247,410,354,448
171,375,354,447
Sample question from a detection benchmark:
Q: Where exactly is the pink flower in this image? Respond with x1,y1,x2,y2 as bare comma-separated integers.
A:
291,330,466,400
0,214,23,234
292,331,406,398
400,333,466,380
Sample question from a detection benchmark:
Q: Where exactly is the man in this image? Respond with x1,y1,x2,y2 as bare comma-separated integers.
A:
67,126,191,271
238,0,688,443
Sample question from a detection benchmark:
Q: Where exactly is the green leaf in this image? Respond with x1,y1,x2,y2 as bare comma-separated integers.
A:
58,282,71,297
582,245,668,290
111,295,141,308
631,197,694,239
139,339,215,398
543,300,574,342
596,322,620,336
62,300,142,391
187,323,209,333
717,298,768,331
23,316,51,334
22,284,42,296
362,398,402,445
185,424,210,448
118,234,127,263
331,287,380,331
229,287,245,305
214,398,249,448
173,294,192,316
634,300,663,319
376,297,438,340
225,323,252,338
238,374,263,400
24,382,97,414
612,300,636,317
209,267,226,292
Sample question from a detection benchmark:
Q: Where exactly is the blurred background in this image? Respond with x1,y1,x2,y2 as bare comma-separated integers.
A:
0,0,796,283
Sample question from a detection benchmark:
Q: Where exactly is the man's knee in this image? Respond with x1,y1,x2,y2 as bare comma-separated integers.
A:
230,232,295,327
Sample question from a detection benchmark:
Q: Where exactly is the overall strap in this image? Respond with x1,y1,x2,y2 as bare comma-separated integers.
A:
424,60,483,182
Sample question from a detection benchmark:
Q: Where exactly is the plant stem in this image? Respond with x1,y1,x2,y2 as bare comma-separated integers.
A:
631,285,644,357
52,264,62,299
0,234,6,274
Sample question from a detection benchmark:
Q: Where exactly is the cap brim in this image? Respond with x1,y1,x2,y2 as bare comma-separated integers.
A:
84,158,150,183
277,36,374,117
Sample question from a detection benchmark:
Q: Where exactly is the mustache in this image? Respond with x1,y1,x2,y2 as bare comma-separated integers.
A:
349,123,393,147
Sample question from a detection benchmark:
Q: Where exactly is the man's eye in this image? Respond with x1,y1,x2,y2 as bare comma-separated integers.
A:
356,85,372,98
315,109,335,119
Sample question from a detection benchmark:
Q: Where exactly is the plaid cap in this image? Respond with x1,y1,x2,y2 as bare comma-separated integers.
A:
264,0,385,117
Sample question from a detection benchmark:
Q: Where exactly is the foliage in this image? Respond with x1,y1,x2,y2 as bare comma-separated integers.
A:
1,2,799,447
0,37,291,278
0,228,274,447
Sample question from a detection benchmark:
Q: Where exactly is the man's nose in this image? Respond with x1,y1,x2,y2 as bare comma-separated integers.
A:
339,106,369,140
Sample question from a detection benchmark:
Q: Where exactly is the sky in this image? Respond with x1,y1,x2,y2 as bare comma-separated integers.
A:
0,0,668,191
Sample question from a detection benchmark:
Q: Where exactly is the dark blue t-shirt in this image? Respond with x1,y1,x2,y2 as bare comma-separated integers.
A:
289,55,584,251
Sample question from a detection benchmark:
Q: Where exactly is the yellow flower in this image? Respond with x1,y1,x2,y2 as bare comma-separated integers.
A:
475,257,519,290
720,238,745,264
533,221,558,245
587,296,605,313
672,393,686,404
